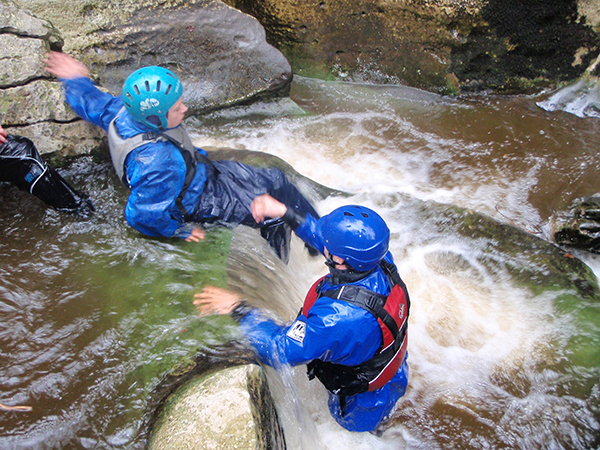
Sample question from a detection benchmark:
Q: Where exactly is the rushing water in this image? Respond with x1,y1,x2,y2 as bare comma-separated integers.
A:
1,77,600,449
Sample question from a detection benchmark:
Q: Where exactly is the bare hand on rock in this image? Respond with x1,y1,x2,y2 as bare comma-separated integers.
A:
43,51,90,79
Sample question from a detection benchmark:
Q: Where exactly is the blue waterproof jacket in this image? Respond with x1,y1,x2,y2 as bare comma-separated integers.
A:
239,214,409,432
61,77,207,239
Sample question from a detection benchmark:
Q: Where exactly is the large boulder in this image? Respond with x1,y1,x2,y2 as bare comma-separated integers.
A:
0,0,292,155
224,0,600,94
147,364,286,450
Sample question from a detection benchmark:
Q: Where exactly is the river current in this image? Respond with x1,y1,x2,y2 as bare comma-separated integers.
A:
1,76,599,449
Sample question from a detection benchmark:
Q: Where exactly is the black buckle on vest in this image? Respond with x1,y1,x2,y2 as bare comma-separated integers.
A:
142,132,158,140
363,294,382,311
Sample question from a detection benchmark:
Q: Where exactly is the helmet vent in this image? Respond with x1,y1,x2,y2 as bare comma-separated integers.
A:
344,211,354,217
122,66,183,131
361,213,369,218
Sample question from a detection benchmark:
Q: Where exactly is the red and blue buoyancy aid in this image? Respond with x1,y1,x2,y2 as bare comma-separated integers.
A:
302,259,410,397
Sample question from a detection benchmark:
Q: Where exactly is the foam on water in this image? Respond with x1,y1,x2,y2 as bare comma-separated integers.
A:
187,78,600,449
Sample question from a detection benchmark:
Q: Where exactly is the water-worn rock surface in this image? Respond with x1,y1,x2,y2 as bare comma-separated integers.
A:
0,1,105,156
0,0,292,155
552,195,600,254
147,363,285,450
225,0,600,94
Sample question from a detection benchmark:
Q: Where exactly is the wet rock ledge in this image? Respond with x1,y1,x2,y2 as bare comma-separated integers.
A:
0,0,292,156
552,195,600,254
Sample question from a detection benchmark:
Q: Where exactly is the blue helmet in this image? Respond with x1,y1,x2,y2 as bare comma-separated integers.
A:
320,205,390,272
122,66,183,131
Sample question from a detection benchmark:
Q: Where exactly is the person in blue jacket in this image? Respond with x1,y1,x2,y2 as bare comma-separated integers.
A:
194,195,410,433
43,51,318,261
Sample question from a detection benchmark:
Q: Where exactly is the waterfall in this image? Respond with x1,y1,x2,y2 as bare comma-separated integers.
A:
1,76,599,449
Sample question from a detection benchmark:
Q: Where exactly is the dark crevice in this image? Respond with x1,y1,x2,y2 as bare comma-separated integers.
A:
0,29,52,40
2,118,81,130
0,75,59,90
450,0,600,92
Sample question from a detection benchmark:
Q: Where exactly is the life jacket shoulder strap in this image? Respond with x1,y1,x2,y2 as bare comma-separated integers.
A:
107,112,161,184
380,258,411,315
107,109,212,221
301,276,328,317
323,284,399,339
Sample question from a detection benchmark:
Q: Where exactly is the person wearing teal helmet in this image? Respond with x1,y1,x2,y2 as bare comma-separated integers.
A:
195,195,410,433
121,66,184,131
44,51,319,262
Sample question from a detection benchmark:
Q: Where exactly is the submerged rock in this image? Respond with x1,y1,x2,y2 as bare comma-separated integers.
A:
382,192,600,299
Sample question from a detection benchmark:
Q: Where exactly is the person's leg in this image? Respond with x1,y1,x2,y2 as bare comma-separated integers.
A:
192,161,319,261
327,358,409,433
261,167,320,221
0,135,93,215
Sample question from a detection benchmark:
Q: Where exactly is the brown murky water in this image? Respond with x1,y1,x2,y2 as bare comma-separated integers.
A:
1,77,599,449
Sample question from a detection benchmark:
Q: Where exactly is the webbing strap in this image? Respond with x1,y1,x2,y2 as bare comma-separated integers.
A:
380,259,411,315
329,285,399,339
144,130,212,221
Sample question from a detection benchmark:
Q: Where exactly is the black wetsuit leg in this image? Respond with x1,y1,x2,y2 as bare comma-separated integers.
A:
0,135,93,215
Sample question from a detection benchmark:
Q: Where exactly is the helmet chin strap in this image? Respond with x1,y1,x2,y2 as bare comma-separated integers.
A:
325,257,373,284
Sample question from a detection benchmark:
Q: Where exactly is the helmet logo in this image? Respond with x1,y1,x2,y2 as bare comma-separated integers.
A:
140,98,160,111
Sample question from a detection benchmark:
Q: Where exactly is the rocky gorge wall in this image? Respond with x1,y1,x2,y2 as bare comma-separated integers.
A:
225,0,600,94
1,0,599,157
0,0,292,156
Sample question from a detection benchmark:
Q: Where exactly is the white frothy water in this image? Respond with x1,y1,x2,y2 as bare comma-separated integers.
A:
191,79,547,234
537,77,600,119
188,78,600,449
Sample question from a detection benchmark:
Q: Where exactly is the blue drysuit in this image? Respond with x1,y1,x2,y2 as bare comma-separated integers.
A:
60,77,318,257
235,214,409,432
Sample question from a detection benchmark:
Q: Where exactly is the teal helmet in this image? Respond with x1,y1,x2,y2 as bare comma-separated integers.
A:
122,66,183,131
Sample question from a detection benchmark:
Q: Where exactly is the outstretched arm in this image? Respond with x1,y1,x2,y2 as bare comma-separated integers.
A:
251,194,288,223
193,286,243,316
43,51,90,79
44,51,122,130
251,193,324,254
192,285,376,368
